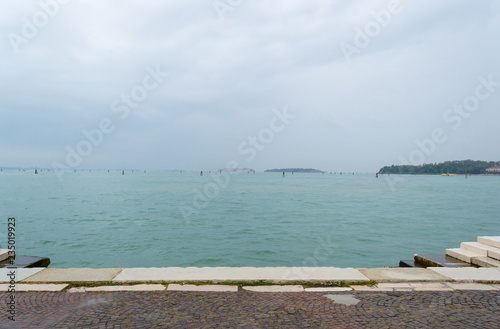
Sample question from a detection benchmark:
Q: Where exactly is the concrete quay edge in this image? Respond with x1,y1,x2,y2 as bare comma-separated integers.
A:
2,267,499,288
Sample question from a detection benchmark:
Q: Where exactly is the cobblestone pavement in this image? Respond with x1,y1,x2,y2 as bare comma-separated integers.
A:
1,290,499,328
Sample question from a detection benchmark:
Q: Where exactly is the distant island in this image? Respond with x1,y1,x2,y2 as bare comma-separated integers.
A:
265,168,325,173
219,168,255,173
378,160,500,175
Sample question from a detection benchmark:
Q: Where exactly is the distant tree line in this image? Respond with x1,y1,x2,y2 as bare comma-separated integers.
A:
378,160,500,175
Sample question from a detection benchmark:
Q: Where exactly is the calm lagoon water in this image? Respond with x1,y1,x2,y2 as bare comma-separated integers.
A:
1,170,498,268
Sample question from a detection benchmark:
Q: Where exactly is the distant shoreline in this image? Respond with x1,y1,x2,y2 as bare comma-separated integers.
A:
265,168,325,173
377,173,499,176
378,160,500,175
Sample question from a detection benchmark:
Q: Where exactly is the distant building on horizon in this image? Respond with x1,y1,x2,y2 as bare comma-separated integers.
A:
486,166,500,173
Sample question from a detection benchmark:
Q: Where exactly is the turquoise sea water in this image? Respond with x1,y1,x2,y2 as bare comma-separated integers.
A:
0,170,499,268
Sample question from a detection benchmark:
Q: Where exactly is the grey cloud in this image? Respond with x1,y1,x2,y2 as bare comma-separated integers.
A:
0,0,499,171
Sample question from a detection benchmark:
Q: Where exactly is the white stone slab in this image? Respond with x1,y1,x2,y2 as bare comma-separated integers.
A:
429,267,500,282
478,236,500,249
304,287,352,292
446,248,481,263
243,285,304,292
324,294,360,306
0,284,68,292
358,268,449,282
69,284,165,292
446,283,499,290
0,268,45,282
167,284,238,292
409,283,453,291
23,268,123,282
281,267,369,282
113,267,369,283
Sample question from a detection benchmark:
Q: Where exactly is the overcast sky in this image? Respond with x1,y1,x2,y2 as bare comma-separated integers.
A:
1,0,499,172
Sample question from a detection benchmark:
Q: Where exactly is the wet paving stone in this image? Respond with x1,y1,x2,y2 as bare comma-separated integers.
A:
1,290,499,328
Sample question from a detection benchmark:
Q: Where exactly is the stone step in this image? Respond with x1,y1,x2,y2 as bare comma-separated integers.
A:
413,254,475,268
446,248,482,263
461,242,500,261
399,259,426,268
489,250,500,261
471,257,500,268
478,236,500,249
0,255,51,269
461,242,489,256
0,249,12,262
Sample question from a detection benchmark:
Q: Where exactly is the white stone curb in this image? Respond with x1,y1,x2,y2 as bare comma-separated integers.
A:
167,284,238,292
68,284,166,292
243,285,304,292
304,287,353,292
0,284,68,292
